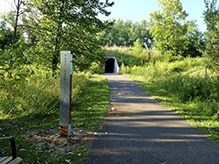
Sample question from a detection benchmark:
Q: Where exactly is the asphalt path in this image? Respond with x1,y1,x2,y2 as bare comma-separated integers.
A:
83,73,219,164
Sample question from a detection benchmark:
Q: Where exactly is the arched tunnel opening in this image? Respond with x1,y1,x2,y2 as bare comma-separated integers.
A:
105,58,115,73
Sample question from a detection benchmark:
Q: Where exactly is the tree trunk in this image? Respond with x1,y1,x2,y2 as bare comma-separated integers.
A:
52,37,59,77
8,0,22,78
52,0,65,77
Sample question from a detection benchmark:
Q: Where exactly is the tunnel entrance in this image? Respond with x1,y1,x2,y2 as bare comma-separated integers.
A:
104,56,119,73
105,58,115,73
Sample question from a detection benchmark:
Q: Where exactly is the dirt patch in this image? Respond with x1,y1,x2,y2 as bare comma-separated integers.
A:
24,127,96,156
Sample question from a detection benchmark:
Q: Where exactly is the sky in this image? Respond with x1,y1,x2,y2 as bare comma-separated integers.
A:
0,0,13,13
0,0,207,32
99,0,207,32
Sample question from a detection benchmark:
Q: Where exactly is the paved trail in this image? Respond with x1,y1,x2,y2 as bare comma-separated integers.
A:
83,74,219,164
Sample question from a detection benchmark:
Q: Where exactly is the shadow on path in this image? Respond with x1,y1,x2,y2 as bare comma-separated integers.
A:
83,73,219,164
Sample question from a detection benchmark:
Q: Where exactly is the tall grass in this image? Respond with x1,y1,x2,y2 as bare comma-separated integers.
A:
0,69,91,118
121,56,219,113
103,46,160,67
121,57,206,80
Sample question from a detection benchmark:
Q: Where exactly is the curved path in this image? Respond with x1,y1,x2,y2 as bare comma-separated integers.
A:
83,73,219,164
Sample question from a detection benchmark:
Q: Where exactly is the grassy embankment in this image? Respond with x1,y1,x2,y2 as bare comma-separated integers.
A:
0,69,110,163
104,46,219,143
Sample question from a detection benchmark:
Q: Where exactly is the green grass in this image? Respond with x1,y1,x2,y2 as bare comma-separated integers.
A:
0,74,110,163
72,74,110,132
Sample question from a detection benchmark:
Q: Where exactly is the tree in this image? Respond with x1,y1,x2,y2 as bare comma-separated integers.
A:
95,19,115,46
24,0,114,76
0,16,14,50
0,0,29,79
96,19,153,47
130,20,153,49
133,38,143,56
149,0,202,57
203,0,219,71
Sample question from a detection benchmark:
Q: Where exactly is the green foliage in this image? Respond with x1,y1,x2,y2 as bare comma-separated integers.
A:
22,0,114,76
203,0,219,71
104,46,159,68
0,69,91,118
89,62,103,74
121,57,205,78
0,74,110,163
163,74,219,103
0,0,113,80
133,38,143,56
0,19,13,50
0,77,59,118
0,39,31,79
0,11,29,79
149,0,203,57
71,71,91,104
96,19,153,48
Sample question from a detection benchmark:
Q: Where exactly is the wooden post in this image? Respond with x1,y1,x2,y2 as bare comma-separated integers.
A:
60,51,72,137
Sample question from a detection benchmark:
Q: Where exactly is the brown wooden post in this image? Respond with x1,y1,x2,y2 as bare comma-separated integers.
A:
60,51,72,137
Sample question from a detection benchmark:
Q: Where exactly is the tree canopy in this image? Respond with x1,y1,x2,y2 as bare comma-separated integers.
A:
96,19,153,48
0,0,114,78
25,0,114,75
149,0,203,57
203,0,219,71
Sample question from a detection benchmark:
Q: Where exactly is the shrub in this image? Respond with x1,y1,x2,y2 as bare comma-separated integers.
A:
196,100,219,116
133,38,143,56
89,62,103,74
163,74,219,102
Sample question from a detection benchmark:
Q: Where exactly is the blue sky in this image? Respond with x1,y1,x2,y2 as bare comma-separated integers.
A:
99,0,207,32
1,0,207,32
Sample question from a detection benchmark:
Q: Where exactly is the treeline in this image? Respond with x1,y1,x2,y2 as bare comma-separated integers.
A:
204,0,219,71
148,0,205,58
96,19,153,48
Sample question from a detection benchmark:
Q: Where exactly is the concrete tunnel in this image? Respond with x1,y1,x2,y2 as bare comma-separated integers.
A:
104,56,120,73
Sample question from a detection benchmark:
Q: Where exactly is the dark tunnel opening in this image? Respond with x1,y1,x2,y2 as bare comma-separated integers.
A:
105,58,115,73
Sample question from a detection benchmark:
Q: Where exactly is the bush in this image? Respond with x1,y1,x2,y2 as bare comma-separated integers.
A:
133,38,143,56
196,100,219,116
163,75,219,102
89,62,103,74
